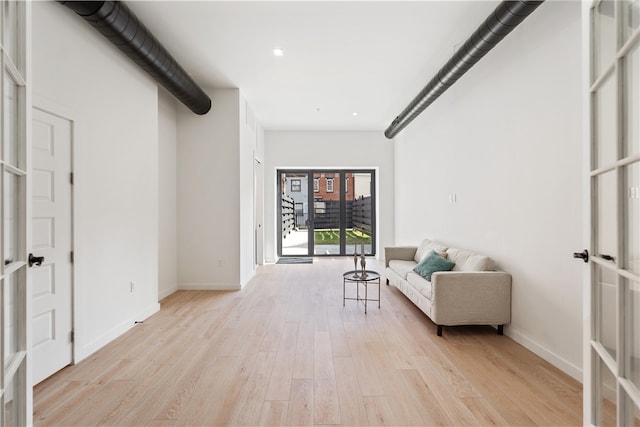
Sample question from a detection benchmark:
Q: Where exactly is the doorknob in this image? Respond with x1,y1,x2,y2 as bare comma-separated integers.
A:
573,249,589,263
28,253,45,267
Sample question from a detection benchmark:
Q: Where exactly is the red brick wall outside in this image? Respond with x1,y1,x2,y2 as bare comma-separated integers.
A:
314,173,354,201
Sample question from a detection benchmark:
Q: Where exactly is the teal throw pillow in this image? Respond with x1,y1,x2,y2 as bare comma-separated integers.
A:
413,250,455,281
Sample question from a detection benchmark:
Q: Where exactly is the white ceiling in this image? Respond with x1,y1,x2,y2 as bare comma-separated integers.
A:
127,1,501,131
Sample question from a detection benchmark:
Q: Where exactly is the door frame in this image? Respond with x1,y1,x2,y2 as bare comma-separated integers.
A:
32,97,76,367
583,1,640,424
2,1,30,423
277,168,376,257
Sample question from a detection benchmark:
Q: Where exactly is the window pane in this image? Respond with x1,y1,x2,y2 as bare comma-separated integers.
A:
594,75,618,169
597,357,618,426
281,172,308,256
627,280,640,391
596,264,618,361
3,274,19,367
314,172,341,255
626,163,640,274
623,0,640,45
350,173,373,255
3,366,19,427
593,0,617,81
624,44,640,157
624,393,640,427
3,171,20,265
3,1,21,73
596,172,618,261
3,73,20,168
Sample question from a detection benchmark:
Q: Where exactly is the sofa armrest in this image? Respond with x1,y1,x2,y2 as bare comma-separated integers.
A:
430,271,512,326
384,246,417,267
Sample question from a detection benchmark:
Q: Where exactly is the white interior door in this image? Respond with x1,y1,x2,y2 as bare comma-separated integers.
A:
31,107,73,385
586,1,640,424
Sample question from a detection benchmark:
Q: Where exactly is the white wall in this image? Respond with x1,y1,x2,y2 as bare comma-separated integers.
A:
177,89,240,289
264,131,394,263
393,1,583,379
33,1,160,361
177,89,261,289
158,90,178,300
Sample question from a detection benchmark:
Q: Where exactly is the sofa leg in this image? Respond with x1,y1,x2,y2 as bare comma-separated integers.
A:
386,278,389,286
437,325,443,336
497,325,504,335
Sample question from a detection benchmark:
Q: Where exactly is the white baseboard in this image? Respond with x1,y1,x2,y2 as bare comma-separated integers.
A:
506,327,582,382
178,282,241,291
75,302,160,363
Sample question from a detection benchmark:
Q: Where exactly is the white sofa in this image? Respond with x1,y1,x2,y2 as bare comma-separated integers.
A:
385,239,511,336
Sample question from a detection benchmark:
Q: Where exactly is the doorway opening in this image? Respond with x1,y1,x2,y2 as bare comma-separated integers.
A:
277,169,376,257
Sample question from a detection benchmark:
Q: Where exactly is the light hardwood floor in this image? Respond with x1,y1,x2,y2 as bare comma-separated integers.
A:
34,257,582,426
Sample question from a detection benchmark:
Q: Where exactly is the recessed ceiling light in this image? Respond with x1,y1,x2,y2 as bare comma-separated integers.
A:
352,112,359,117
273,47,284,57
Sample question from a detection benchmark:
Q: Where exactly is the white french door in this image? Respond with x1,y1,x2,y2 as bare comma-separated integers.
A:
587,0,640,424
1,0,30,425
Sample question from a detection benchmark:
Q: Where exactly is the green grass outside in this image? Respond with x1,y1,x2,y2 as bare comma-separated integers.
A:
314,229,370,245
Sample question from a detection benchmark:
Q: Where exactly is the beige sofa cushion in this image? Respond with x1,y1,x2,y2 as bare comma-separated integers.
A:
407,272,433,300
388,260,417,280
414,239,449,263
446,248,495,271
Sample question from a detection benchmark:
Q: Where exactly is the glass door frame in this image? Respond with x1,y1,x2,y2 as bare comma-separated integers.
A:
1,0,30,425
586,0,640,425
277,169,376,258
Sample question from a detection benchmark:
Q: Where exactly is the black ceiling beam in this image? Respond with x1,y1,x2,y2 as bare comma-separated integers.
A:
384,0,544,139
59,0,212,115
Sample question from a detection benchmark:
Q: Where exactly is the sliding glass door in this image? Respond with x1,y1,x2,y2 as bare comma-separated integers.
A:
312,171,341,255
279,171,309,256
278,169,375,257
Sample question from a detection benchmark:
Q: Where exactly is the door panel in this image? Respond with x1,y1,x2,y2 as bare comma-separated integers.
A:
626,279,640,390
31,108,73,385
350,172,374,255
1,1,29,423
280,172,309,256
623,43,639,157
587,1,640,424
313,172,341,256
625,162,640,274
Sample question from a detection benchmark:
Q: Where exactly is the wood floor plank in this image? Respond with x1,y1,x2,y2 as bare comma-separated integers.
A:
56,379,136,426
292,319,315,379
95,363,168,426
258,401,289,426
313,331,340,425
343,321,385,397
286,378,314,426
362,395,398,427
366,341,427,426
228,350,278,426
173,356,238,426
265,322,299,400
398,368,457,426
334,356,369,426
326,306,351,357
33,258,582,427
